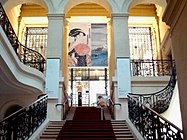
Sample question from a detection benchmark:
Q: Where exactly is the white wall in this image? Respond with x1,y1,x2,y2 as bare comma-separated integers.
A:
161,82,182,129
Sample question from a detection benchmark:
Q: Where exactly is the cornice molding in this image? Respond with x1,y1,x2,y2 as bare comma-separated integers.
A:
163,0,187,32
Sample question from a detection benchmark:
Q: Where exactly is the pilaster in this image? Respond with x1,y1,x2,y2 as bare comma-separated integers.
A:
47,14,65,60
112,13,130,59
45,14,65,120
111,13,131,118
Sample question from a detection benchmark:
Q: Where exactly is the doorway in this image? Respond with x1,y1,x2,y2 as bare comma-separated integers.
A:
69,68,108,106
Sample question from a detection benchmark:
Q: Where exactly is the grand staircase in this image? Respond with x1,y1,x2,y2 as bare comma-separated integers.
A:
40,107,136,140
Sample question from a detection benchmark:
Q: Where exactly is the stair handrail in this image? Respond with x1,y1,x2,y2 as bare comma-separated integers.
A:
106,82,122,119
129,62,176,113
0,3,46,72
55,82,70,120
107,97,121,119
107,82,115,119
56,99,70,120
62,82,70,119
37,93,47,99
128,95,183,140
110,81,115,100
0,95,48,140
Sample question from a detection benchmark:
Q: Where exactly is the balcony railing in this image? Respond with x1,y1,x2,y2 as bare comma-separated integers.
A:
131,59,175,76
0,95,48,140
129,64,176,113
128,95,183,140
0,3,46,72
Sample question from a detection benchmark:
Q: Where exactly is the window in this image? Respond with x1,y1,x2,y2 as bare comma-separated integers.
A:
129,27,156,60
24,27,48,58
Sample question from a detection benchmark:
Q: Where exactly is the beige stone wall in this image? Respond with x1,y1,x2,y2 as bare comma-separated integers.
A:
161,83,182,129
170,4,187,139
163,0,187,138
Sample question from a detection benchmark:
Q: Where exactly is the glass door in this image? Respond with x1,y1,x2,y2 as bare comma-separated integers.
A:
69,68,108,106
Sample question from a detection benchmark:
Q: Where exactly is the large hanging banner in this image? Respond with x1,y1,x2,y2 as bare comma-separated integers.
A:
117,57,131,98
68,23,108,67
45,58,60,99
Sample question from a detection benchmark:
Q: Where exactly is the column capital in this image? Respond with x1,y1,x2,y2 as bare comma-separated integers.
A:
47,13,65,20
112,13,129,18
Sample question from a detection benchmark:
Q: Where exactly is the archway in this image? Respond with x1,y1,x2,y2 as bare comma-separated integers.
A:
4,105,22,118
128,0,167,11
2,1,49,61
128,0,169,61
3,0,49,12
64,0,112,15
64,1,112,106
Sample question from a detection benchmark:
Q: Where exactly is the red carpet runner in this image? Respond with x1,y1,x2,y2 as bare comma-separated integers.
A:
56,107,116,140
73,107,102,120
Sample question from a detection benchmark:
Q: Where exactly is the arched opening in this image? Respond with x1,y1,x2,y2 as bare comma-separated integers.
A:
128,3,161,60
128,0,167,10
128,0,169,59
3,0,48,12
64,0,112,15
64,2,112,106
2,1,48,59
18,3,48,58
128,2,174,77
4,105,22,118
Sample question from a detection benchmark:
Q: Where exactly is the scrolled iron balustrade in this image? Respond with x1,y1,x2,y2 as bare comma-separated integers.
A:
128,95,183,140
0,3,45,72
131,59,175,76
129,63,176,113
0,95,48,140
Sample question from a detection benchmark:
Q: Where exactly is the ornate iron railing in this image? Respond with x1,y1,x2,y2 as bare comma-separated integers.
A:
131,59,175,76
128,95,183,140
0,3,46,72
129,65,176,113
0,95,48,140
